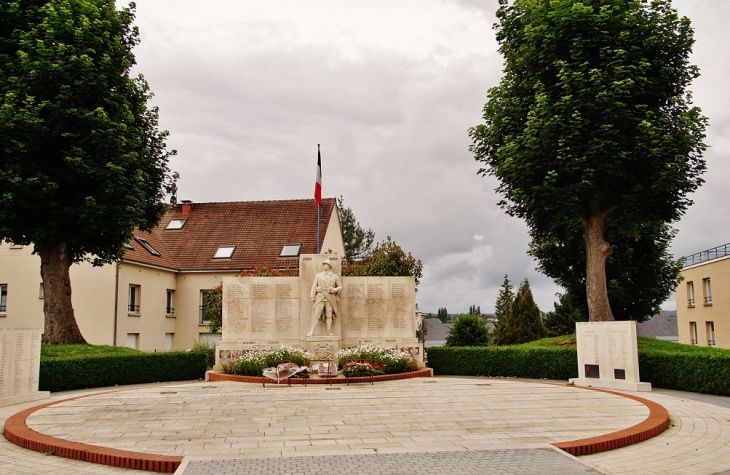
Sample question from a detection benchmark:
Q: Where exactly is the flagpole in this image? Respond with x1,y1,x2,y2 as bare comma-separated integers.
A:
317,144,321,254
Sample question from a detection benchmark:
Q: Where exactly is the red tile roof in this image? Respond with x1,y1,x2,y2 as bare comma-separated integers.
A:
122,198,337,272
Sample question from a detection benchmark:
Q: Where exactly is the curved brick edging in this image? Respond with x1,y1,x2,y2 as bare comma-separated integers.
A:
207,367,433,384
3,392,183,473
3,376,668,472
551,386,670,456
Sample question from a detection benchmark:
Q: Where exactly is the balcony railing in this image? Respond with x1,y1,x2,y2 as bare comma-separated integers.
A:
688,298,695,307
709,340,716,347
684,243,730,267
704,296,713,305
0,304,6,313
166,307,175,315
128,304,140,313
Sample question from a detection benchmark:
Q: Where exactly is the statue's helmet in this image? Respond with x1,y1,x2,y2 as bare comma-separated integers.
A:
322,260,333,268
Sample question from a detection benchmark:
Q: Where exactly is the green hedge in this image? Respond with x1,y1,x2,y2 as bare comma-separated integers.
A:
40,351,208,392
427,346,578,380
637,350,730,396
427,345,730,396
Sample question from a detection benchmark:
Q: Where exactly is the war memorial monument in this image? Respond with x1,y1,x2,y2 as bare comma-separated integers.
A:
214,253,423,369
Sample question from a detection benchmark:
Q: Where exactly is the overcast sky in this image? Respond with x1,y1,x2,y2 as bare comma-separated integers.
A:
130,0,730,315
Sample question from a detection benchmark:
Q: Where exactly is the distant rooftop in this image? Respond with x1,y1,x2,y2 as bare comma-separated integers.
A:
683,243,730,268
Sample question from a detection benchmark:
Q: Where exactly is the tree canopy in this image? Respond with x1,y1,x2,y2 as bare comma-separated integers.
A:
337,195,375,261
0,1,175,343
445,314,490,347
342,236,423,290
532,219,682,322
470,0,707,322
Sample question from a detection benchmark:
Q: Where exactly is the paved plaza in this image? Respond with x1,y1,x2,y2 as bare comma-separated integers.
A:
2,377,730,474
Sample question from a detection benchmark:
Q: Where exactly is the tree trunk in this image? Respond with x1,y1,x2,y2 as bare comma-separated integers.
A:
581,211,615,322
37,241,87,344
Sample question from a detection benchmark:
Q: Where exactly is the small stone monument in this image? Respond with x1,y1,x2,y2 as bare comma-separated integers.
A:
570,321,651,392
0,327,50,407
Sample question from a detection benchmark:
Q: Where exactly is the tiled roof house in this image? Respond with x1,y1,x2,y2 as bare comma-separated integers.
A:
0,198,345,351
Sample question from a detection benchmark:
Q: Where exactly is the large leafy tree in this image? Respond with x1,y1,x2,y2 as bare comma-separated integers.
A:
543,292,586,337
470,0,707,322
531,219,682,322
342,236,423,290
0,1,175,343
337,195,375,261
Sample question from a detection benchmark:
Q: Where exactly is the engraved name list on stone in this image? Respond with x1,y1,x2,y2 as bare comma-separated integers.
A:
27,332,39,393
345,282,366,333
0,330,8,396
225,282,248,334
13,332,25,395
391,283,407,330
251,300,269,334
367,282,386,332
275,299,294,334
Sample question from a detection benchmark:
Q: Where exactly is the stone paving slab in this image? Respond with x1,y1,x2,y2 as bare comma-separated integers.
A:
178,448,599,475
24,378,648,458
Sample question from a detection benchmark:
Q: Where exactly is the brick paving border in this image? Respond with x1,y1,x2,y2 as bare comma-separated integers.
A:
551,385,670,456
3,391,183,473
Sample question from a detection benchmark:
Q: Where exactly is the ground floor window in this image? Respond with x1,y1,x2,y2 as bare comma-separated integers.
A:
126,333,139,350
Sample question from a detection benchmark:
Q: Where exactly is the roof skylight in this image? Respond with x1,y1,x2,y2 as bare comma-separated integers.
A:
214,246,236,259
279,243,301,257
166,218,187,230
123,242,134,250
134,237,161,256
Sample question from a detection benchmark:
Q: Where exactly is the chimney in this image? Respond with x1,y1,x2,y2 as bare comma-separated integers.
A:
181,200,192,216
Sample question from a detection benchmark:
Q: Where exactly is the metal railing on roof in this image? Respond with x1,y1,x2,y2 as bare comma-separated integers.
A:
683,243,730,267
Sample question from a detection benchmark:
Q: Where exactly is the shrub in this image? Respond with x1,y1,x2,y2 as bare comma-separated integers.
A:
191,338,216,369
427,337,730,396
427,346,577,380
336,345,414,374
638,349,730,396
40,350,207,392
223,346,311,376
445,314,490,347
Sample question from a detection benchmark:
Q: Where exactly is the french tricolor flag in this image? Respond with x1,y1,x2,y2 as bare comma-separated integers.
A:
314,145,322,208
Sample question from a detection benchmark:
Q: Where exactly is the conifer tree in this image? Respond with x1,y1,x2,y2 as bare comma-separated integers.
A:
493,278,547,345
491,275,514,343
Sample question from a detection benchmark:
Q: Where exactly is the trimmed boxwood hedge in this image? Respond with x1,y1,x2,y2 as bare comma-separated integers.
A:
427,346,578,380
40,351,208,392
637,350,730,396
427,344,730,396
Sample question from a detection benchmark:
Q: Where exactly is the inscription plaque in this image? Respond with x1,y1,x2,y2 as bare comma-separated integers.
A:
585,364,600,378
367,283,386,333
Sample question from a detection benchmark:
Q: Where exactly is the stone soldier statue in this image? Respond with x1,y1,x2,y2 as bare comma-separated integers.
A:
307,260,342,337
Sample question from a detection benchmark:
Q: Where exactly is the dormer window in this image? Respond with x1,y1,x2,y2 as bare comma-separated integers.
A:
280,243,301,257
166,218,187,230
214,246,235,259
134,237,161,256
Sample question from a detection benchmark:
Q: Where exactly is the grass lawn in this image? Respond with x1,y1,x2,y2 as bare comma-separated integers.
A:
518,334,730,355
41,344,141,359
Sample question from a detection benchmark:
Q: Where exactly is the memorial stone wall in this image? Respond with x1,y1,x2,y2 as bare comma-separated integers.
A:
0,327,49,406
570,321,651,392
215,254,423,369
